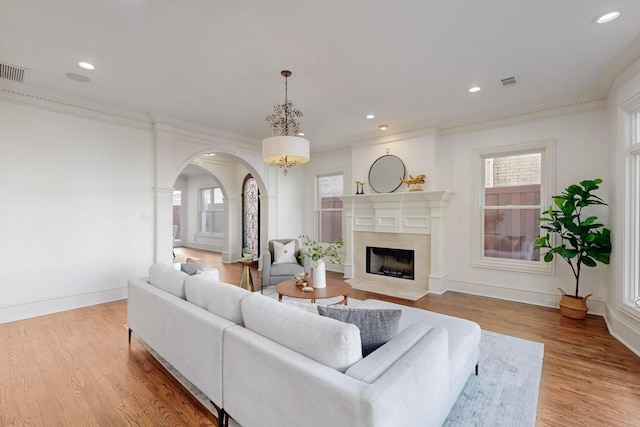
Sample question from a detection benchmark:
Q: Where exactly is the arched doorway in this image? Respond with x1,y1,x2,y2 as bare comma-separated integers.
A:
242,174,260,259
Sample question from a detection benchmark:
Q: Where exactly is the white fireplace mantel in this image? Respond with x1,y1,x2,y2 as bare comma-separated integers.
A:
339,190,453,295
340,190,452,235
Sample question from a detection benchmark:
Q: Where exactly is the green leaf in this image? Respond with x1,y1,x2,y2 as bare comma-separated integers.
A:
544,252,554,262
582,256,597,267
561,249,578,259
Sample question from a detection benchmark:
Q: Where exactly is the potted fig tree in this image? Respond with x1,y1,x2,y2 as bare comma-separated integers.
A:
533,179,611,319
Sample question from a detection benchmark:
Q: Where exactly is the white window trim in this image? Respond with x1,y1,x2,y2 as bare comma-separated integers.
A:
316,172,345,245
619,101,640,317
198,187,224,237
471,139,556,274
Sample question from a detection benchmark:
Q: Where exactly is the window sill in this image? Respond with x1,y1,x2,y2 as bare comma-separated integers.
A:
620,302,640,321
472,256,553,274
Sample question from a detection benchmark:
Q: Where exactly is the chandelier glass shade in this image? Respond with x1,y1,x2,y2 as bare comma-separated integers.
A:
262,70,310,174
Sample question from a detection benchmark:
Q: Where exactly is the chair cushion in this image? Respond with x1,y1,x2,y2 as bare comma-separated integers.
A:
273,240,297,264
318,306,402,356
270,262,304,276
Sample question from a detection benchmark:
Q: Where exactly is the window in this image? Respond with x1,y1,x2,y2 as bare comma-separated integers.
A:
473,141,555,273
200,187,224,234
317,174,343,244
624,106,640,312
242,175,260,259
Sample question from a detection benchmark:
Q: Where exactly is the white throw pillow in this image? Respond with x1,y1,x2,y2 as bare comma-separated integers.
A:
273,240,297,264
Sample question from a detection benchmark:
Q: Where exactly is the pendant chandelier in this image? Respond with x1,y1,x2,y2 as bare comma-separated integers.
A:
262,70,310,175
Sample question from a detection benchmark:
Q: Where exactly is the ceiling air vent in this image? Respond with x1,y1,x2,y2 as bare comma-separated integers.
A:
0,61,28,83
499,75,519,87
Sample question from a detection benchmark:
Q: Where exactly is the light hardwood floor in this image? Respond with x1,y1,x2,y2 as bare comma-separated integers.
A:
1,247,639,426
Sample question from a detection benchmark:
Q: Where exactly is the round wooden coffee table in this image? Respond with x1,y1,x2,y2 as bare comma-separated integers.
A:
275,278,352,305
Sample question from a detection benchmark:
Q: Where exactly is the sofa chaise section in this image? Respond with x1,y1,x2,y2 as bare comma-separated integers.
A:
222,293,459,427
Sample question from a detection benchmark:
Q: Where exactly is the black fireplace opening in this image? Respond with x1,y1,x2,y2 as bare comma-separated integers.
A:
366,246,414,280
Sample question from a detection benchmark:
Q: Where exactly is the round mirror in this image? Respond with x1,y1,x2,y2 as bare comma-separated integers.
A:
368,155,406,193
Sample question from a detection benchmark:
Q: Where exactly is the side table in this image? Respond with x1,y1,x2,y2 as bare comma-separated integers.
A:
237,258,257,292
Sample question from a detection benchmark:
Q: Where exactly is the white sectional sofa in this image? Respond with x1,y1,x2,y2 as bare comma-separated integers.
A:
127,264,481,427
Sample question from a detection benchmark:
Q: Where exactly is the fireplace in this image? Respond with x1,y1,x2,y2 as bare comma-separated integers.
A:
340,191,451,299
366,246,414,280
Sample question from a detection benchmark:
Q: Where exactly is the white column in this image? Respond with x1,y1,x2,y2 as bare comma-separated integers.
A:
342,197,355,278
428,201,448,294
222,196,239,263
155,187,174,265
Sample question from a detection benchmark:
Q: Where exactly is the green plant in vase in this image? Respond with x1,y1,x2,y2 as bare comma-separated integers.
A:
533,178,611,319
298,235,344,288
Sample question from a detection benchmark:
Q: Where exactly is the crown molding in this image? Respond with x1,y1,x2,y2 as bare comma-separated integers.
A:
599,32,640,98
0,81,152,129
349,126,439,149
438,95,606,135
0,80,262,146
152,115,258,146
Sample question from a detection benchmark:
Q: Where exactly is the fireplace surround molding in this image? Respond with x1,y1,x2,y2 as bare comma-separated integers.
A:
339,190,452,297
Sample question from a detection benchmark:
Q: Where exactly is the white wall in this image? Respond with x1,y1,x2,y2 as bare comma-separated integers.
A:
440,110,611,313
351,132,439,194
334,113,609,313
0,99,154,322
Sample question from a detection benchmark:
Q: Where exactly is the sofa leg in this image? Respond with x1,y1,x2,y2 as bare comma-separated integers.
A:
128,328,132,343
475,363,479,376
211,401,227,427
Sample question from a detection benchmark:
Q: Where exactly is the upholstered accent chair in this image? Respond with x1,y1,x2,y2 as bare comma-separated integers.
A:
261,239,311,289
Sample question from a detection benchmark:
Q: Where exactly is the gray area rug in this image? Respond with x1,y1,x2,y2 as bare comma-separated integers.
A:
143,292,544,426
443,330,544,427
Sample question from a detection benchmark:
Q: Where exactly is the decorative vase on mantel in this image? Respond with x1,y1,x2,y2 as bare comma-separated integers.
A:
313,259,327,288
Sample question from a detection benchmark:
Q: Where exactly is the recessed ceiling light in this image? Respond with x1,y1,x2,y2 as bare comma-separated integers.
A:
595,11,620,24
468,86,482,93
366,114,375,119
78,62,95,70
204,153,216,157
297,132,305,136
379,125,388,131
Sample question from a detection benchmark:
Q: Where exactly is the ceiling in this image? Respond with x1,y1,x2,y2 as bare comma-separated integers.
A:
2,0,640,152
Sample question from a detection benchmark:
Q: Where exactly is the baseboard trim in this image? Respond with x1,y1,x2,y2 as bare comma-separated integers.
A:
604,305,640,357
0,286,128,324
446,278,605,316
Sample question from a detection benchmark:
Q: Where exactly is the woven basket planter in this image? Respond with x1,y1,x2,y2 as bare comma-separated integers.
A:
558,288,593,320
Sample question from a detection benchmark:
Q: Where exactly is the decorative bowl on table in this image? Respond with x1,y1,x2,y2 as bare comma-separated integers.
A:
294,272,308,286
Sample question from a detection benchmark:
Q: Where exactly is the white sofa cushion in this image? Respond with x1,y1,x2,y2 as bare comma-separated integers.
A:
207,282,251,325
345,323,433,383
241,293,363,372
197,268,220,281
184,275,218,309
149,263,171,285
355,299,481,393
282,299,319,314
148,263,187,299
